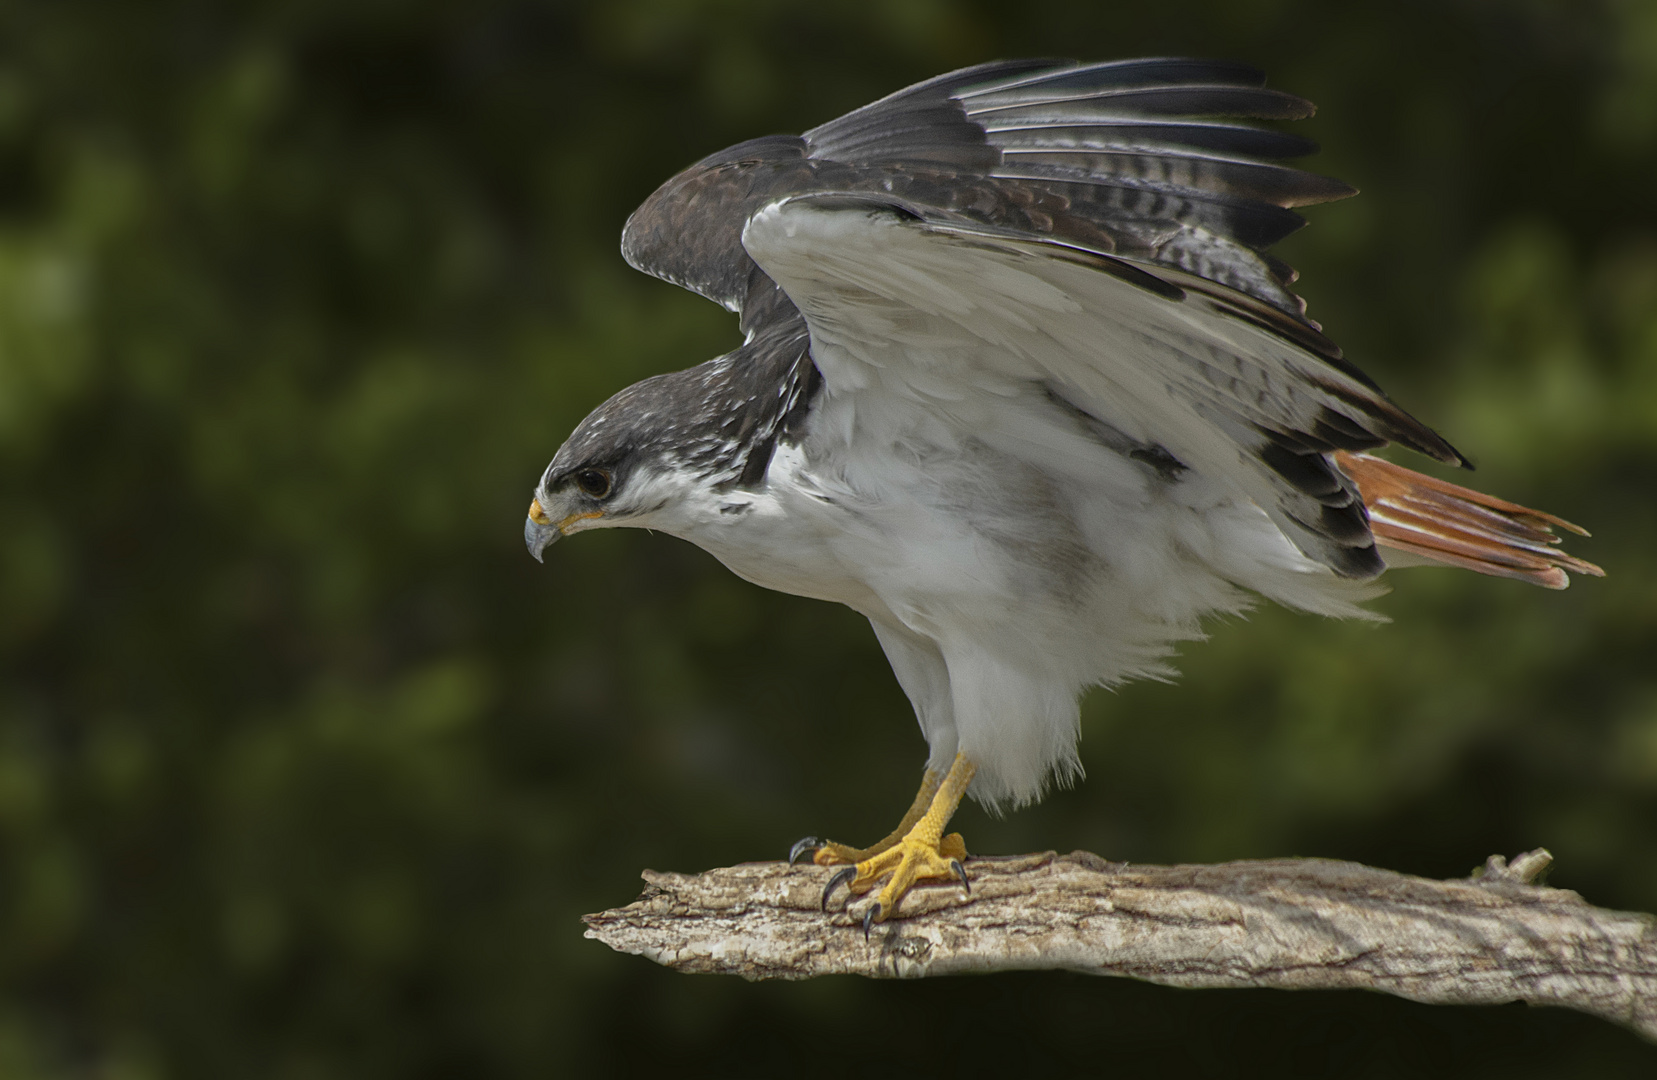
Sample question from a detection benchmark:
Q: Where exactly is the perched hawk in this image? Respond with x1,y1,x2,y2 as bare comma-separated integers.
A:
525,59,1600,928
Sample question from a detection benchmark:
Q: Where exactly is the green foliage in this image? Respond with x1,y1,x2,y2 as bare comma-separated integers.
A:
0,1,1653,1075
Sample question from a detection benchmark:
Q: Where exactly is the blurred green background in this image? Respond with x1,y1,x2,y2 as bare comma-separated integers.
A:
2,0,1655,1075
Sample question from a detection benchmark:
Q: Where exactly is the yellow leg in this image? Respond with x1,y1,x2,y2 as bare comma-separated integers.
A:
823,752,977,926
808,766,946,866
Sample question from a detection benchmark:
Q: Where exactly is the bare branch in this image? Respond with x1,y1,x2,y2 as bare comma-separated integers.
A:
583,849,1657,1040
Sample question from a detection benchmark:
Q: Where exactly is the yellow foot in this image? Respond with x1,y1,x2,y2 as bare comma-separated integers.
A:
811,752,978,933
821,831,971,933
795,830,960,868
785,836,888,866
787,765,948,868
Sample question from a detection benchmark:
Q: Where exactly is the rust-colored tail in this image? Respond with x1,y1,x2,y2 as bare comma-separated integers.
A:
1333,451,1604,590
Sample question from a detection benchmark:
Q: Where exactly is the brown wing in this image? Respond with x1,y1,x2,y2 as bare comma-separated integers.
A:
1334,451,1603,589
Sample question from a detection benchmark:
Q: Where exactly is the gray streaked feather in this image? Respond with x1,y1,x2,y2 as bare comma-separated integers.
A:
622,59,1352,326
960,85,1317,121
980,121,1319,163
952,57,1270,97
994,150,1354,207
546,312,817,493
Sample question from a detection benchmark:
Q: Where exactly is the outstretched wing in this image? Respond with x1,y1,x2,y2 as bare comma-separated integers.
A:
621,58,1360,330
619,58,1469,577
741,197,1460,577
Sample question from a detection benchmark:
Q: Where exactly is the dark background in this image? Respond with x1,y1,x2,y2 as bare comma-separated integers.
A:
2,0,1655,1075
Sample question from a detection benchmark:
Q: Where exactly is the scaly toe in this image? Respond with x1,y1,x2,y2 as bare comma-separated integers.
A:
811,840,875,867
857,834,971,924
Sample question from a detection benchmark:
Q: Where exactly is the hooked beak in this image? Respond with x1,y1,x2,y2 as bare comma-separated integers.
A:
525,498,559,563
525,497,605,563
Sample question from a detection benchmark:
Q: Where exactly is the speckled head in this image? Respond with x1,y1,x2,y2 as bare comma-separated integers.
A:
524,327,819,561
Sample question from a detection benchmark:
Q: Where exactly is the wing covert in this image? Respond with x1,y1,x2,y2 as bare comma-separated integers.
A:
742,196,1463,579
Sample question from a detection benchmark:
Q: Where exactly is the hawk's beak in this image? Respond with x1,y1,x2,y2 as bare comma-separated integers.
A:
525,497,606,562
525,498,559,563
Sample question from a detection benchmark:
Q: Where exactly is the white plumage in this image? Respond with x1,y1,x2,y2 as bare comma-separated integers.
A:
526,60,1598,914
601,199,1381,808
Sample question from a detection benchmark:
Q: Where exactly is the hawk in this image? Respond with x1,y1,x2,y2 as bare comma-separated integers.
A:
524,59,1600,928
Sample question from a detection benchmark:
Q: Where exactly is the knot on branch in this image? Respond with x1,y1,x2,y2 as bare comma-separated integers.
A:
1471,847,1554,886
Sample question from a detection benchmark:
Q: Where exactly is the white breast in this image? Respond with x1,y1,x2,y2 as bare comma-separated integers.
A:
655,370,1380,808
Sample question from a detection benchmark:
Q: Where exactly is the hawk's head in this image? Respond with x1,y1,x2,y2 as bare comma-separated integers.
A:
526,316,818,563
523,373,690,562
524,349,807,561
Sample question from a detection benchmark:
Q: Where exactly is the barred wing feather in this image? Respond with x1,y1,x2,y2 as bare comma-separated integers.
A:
625,59,1357,325
742,196,1458,578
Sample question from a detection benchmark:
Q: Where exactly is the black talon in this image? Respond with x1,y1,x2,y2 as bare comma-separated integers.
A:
951,858,970,894
862,902,881,940
821,866,856,912
788,836,822,866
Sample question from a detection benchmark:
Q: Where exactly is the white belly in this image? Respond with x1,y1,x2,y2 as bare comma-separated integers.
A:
656,388,1376,808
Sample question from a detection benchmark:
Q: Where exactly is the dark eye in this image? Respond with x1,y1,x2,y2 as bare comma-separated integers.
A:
574,468,612,499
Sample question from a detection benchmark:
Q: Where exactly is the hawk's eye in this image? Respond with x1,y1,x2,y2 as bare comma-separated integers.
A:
574,468,612,499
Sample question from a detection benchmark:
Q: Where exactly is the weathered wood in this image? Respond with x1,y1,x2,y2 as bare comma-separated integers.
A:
583,848,1657,1040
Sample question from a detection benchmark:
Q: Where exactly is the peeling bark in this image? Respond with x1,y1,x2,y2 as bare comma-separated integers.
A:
583,849,1657,1040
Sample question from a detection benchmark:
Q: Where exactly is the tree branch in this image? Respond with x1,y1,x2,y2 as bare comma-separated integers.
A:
583,848,1657,1040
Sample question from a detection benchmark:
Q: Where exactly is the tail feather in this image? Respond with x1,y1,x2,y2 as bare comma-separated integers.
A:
1333,451,1604,590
